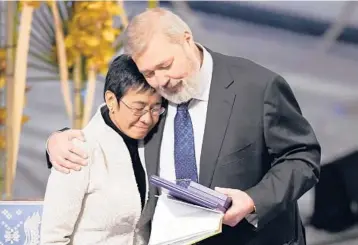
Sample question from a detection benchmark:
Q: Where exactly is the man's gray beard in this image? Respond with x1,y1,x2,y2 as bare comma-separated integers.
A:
159,77,202,104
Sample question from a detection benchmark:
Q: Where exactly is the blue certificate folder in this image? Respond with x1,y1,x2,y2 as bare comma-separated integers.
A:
150,175,232,212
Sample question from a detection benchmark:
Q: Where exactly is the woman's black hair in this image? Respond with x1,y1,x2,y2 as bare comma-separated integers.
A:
103,54,155,101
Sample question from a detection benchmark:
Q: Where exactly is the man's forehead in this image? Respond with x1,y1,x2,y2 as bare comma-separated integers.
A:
136,53,170,73
135,35,173,71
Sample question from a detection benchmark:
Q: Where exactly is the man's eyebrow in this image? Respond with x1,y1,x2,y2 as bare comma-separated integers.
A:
140,58,173,74
155,59,171,68
140,69,152,74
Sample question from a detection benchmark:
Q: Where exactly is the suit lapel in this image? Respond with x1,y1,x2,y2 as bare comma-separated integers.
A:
199,50,236,187
144,113,167,187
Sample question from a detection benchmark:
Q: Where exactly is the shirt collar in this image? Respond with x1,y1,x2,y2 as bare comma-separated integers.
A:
192,43,213,102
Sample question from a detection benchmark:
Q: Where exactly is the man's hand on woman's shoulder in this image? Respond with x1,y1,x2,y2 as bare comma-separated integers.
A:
47,129,88,174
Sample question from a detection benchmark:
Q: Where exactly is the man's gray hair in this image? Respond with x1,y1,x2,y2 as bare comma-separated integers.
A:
123,8,192,58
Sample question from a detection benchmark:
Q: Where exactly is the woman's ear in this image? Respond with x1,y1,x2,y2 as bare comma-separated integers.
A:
105,91,117,113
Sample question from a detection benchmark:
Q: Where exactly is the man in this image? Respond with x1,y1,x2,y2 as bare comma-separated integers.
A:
46,8,320,245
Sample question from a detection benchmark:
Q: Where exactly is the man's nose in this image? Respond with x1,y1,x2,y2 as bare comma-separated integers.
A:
158,78,170,88
154,70,170,87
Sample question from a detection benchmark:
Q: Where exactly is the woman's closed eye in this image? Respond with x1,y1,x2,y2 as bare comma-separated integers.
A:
132,106,161,112
151,106,162,113
132,107,145,113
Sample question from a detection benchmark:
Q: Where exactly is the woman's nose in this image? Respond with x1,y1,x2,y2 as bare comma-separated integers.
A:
140,111,153,125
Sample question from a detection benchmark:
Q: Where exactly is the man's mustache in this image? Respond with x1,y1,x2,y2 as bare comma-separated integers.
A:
160,80,183,90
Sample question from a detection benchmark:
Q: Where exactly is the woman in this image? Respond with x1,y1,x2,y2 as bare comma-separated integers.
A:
40,55,165,245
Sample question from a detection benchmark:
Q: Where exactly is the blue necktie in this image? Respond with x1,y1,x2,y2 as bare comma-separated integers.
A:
174,101,198,187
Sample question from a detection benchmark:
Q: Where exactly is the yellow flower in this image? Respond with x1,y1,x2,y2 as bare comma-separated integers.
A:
86,2,103,10
148,0,158,9
102,30,116,42
86,37,100,47
0,108,5,123
108,5,121,15
0,49,5,59
64,36,75,49
22,115,30,124
0,48,6,74
104,19,113,27
0,77,5,90
66,48,80,68
0,108,30,125
63,1,122,75
19,1,43,9
0,134,5,149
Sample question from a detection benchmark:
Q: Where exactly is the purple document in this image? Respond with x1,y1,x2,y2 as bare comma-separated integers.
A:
150,175,232,212
188,181,232,211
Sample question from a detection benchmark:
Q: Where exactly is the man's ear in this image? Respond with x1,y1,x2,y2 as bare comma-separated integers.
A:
183,31,193,44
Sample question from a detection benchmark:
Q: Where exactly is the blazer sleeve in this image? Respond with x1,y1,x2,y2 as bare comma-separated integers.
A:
245,75,321,230
45,127,70,168
41,138,90,244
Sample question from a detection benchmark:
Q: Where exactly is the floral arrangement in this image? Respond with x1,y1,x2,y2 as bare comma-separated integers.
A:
0,0,157,198
65,1,122,75
0,0,124,197
61,1,124,128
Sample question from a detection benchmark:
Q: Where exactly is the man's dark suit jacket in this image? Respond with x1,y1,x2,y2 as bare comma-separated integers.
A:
46,49,320,245
140,49,321,245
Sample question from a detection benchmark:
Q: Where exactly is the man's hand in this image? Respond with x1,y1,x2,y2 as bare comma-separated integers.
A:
47,130,88,174
215,187,255,227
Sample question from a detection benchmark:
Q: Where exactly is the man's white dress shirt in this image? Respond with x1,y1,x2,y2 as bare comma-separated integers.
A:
159,44,213,182
158,44,258,227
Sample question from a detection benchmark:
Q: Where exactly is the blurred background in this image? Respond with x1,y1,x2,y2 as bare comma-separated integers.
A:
1,1,358,244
